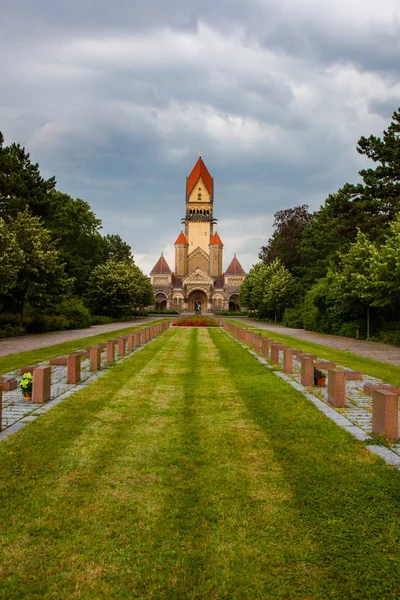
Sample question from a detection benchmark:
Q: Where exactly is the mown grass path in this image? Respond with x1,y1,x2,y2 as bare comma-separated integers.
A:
1,328,400,599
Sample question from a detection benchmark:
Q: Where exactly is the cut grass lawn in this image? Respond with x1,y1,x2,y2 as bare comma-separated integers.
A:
228,318,400,387
0,319,168,376
1,328,400,598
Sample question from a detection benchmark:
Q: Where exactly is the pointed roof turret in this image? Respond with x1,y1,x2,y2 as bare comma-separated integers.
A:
186,156,213,198
174,231,189,245
150,252,172,275
225,254,246,275
209,232,223,246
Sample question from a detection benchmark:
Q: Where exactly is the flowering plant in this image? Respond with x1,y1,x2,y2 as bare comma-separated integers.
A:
174,315,219,327
19,373,33,395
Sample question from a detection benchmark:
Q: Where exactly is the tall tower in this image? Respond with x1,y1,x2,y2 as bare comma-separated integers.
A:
184,155,215,256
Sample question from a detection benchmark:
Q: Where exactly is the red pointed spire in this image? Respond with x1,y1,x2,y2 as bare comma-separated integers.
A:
150,253,172,274
174,231,189,245
186,156,213,198
209,232,223,246
225,254,245,275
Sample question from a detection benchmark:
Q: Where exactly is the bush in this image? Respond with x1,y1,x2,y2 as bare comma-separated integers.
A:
213,311,248,316
0,313,21,328
25,314,69,333
174,315,219,327
379,331,400,346
339,321,366,339
90,315,114,325
54,298,91,329
282,306,304,329
148,309,179,315
0,324,26,338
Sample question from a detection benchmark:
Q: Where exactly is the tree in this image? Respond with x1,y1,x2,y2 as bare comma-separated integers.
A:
0,217,22,297
85,259,154,318
239,262,269,316
263,259,295,321
103,234,133,263
0,132,56,220
334,230,380,339
47,191,105,294
8,209,72,322
259,205,314,275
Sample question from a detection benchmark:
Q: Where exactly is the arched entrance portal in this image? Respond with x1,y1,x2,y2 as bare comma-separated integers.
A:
229,294,239,312
188,290,208,313
155,292,167,311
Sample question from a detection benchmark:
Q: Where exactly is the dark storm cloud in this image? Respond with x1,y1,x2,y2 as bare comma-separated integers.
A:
1,0,399,273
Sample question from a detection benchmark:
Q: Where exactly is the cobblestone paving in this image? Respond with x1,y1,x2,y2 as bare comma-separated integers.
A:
1,345,127,434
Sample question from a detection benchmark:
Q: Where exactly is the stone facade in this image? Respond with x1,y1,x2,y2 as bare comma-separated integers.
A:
150,156,246,313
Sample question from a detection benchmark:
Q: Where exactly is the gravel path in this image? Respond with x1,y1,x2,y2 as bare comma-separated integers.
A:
236,318,400,366
0,317,162,357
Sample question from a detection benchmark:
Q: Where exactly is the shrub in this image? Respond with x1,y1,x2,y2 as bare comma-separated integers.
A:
174,315,219,327
339,321,366,339
90,315,114,325
379,331,400,346
55,298,91,329
0,324,26,338
25,314,69,333
213,311,248,316
282,306,304,329
148,309,179,315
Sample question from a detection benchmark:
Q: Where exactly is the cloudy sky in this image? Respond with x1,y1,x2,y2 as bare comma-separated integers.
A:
1,0,400,274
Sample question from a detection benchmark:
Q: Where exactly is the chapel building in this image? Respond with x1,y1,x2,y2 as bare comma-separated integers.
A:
150,156,246,313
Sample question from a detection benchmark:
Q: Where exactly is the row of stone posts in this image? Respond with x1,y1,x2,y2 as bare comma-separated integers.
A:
0,321,171,432
223,321,400,442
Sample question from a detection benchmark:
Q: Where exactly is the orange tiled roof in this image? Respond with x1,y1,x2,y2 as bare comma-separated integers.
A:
186,157,213,198
150,254,172,275
174,232,189,245
225,254,245,275
209,232,223,245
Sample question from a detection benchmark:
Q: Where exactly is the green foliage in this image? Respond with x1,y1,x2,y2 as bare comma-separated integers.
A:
302,276,343,333
0,217,22,299
54,298,92,329
240,259,295,319
338,321,366,339
0,324,26,338
282,306,304,329
18,372,33,395
86,259,155,318
6,209,72,320
103,234,133,263
24,314,69,333
90,315,114,325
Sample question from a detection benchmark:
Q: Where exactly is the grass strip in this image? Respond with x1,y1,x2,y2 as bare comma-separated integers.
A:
228,318,400,387
0,319,168,375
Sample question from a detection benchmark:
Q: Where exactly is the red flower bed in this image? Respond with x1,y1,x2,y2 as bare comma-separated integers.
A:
174,315,219,327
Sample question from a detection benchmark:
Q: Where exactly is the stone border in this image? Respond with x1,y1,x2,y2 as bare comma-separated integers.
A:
223,330,400,470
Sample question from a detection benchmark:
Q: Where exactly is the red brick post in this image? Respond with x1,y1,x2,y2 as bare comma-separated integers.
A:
32,366,51,404
300,354,316,387
261,338,270,357
327,370,346,408
254,335,263,354
89,346,102,371
372,389,399,441
283,349,294,374
137,332,142,347
270,343,281,364
67,353,81,384
127,334,135,351
106,341,116,363
117,337,126,356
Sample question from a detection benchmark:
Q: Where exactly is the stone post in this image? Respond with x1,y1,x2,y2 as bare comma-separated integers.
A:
89,346,102,371
67,353,81,384
254,335,263,354
261,338,270,357
327,370,346,408
372,389,399,441
106,341,116,363
32,366,51,404
127,334,135,351
283,349,294,374
270,343,281,364
118,337,126,356
300,354,316,387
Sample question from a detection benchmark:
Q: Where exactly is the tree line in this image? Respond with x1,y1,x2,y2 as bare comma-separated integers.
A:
240,107,400,343
0,132,154,337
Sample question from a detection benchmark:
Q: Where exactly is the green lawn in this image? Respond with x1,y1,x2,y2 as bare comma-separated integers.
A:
228,318,400,387
1,328,400,599
0,319,168,375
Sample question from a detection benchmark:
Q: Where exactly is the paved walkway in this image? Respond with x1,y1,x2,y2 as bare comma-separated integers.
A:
236,318,400,367
0,317,162,357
